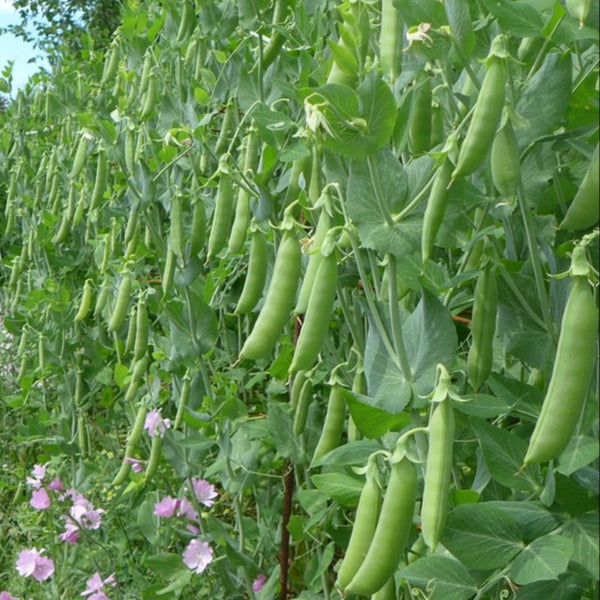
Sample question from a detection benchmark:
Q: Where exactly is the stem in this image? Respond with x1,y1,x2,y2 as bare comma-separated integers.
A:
279,463,294,600
516,181,557,341
387,254,413,382
393,174,435,222
367,155,395,227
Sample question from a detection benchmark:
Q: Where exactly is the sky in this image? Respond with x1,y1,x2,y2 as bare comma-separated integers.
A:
0,0,49,92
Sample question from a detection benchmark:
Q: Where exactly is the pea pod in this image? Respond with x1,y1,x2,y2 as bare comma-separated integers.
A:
188,200,206,257
170,192,184,258
144,436,163,484
467,266,497,391
379,0,402,81
559,144,599,231
140,73,158,121
421,396,455,550
71,133,90,180
234,230,268,315
421,157,453,264
133,297,149,362
523,275,598,465
490,120,520,201
239,229,301,361
215,100,236,156
108,273,132,333
101,42,120,86
335,476,382,590
345,458,417,596
409,77,432,156
111,404,148,486
207,159,235,259
176,1,196,42
74,279,94,322
371,577,397,600
261,0,288,70
451,55,506,181
292,377,313,436
89,146,108,210
312,385,346,463
289,251,337,375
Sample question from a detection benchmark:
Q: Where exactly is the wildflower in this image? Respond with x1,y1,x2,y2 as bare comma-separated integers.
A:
59,519,80,544
26,463,48,489
124,457,144,474
30,487,51,510
144,408,171,438
154,496,179,518
182,539,213,575
70,497,104,530
252,573,267,592
0,592,19,600
190,478,218,507
177,497,199,522
81,572,116,600
15,548,55,581
48,477,64,491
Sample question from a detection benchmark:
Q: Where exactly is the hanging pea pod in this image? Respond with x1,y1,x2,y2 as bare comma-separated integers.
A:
176,0,196,43
379,0,403,82
490,120,520,201
312,385,346,463
74,279,94,322
70,132,91,180
140,72,158,121
133,297,149,362
169,191,184,258
90,145,108,210
207,156,235,260
108,271,133,333
408,77,432,156
261,0,288,70
111,404,148,487
188,199,206,258
235,229,269,315
101,41,120,87
292,377,313,436
215,100,236,156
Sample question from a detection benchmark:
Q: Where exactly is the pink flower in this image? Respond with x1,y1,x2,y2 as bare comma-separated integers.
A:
0,592,19,600
59,519,80,544
190,478,218,507
15,548,55,581
81,572,116,598
182,539,213,574
154,496,179,518
70,495,104,530
48,477,64,491
177,497,199,522
252,573,267,592
30,487,51,510
125,458,144,474
144,408,171,438
26,463,48,489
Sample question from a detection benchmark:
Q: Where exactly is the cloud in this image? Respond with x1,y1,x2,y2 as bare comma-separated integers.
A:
0,0,15,12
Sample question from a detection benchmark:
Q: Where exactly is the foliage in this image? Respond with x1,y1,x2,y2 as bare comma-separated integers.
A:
0,0,598,599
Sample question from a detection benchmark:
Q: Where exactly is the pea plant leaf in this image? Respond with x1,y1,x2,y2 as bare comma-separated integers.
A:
484,501,561,543
562,511,600,580
557,436,600,476
482,0,545,37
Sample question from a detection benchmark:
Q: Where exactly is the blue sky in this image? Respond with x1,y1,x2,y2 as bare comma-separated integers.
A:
0,0,49,93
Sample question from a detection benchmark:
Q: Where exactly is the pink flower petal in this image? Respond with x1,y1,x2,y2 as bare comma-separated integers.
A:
182,539,213,575
30,487,51,510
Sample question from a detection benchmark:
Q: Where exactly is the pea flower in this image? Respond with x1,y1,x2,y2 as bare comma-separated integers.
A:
182,539,213,575
144,408,171,438
190,478,218,507
15,548,55,581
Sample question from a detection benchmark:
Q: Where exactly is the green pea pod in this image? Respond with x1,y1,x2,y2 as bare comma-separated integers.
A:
140,73,158,121
379,0,402,82
312,385,346,463
261,0,288,69
294,209,331,314
70,134,90,180
289,370,307,410
371,577,397,600
124,306,137,355
335,477,382,590
292,377,313,436
345,458,417,596
101,42,120,87
523,276,598,465
207,164,235,259
189,200,206,257
490,121,520,201
289,251,338,374
215,101,236,156
162,244,176,296
421,397,455,550
170,193,184,258
90,146,108,210
74,279,94,322
133,298,149,362
421,158,453,264
144,436,163,484
108,274,132,333
235,230,268,315
467,267,497,391
112,404,148,486
559,144,599,230
176,1,196,42
409,78,432,156
174,375,192,429
451,56,506,181
239,229,301,361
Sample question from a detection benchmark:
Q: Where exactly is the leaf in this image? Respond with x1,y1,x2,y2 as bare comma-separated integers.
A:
510,534,574,585
311,472,363,506
451,393,513,418
340,388,411,438
441,503,524,569
470,417,542,493
515,572,592,600
516,52,572,144
310,439,382,467
137,496,160,545
562,511,599,580
484,501,561,543
444,0,475,57
398,556,478,600
482,0,544,37
266,402,301,461
557,436,600,476
363,290,458,410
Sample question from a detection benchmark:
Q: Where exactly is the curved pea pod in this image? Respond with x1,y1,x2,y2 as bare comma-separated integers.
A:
108,273,132,333
421,397,455,550
139,73,158,121
239,229,301,361
90,146,108,210
467,267,497,392
188,200,206,257
215,100,236,156
523,276,598,465
345,458,417,596
133,298,149,362
176,0,196,42
101,42,120,87
71,133,90,180
421,157,453,264
559,144,599,230
294,209,331,315
289,251,337,374
144,436,163,484
111,403,148,487
311,385,346,463
292,377,313,436
490,120,520,201
371,577,397,600
408,78,432,156
335,476,382,591
74,279,94,322
234,230,268,315
169,193,184,258
261,0,288,69
451,56,506,181
207,162,235,259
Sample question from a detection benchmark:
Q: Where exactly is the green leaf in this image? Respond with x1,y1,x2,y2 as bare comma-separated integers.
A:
398,556,478,600
562,511,599,580
451,393,513,418
515,572,592,600
327,39,358,75
310,439,382,467
311,472,363,507
444,0,475,57
516,52,572,145
340,388,411,438
557,436,600,476
470,417,542,493
441,503,524,569
484,501,561,543
482,0,544,37
137,496,160,545
266,402,301,461
510,534,574,585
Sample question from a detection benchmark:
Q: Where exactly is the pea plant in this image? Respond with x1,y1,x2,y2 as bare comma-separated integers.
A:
0,0,598,599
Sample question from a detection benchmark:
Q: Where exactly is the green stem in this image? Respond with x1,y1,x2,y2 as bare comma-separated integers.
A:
367,155,395,227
